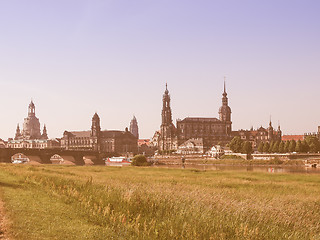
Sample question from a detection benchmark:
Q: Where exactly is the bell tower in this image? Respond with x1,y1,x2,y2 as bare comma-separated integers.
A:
162,83,173,125
130,115,139,139
159,83,177,151
218,80,232,135
91,113,101,151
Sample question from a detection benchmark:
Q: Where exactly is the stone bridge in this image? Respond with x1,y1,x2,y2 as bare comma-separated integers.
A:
0,148,111,165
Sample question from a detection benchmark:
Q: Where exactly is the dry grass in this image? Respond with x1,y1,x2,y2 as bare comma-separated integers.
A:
0,164,319,239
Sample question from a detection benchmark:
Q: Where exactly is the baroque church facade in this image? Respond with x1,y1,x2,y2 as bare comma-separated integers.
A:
154,83,233,152
7,101,59,149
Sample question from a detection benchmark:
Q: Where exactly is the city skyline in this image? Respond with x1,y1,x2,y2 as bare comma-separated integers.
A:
0,1,319,140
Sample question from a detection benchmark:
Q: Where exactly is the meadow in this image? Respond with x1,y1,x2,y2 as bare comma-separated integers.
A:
0,164,319,239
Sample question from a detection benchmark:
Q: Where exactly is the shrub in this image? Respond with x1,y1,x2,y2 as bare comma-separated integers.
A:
131,155,151,166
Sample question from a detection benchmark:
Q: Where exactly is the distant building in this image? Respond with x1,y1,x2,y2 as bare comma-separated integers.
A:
208,145,226,158
138,139,155,156
232,121,282,148
304,126,320,140
6,139,60,149
129,116,139,139
0,139,5,148
61,113,138,155
176,138,204,155
282,135,304,142
7,100,55,149
15,100,48,140
154,82,233,153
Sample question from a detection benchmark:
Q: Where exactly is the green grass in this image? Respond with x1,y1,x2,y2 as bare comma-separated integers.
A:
0,164,320,239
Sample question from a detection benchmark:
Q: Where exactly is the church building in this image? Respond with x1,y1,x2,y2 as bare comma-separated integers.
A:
154,82,233,152
61,113,138,155
7,101,59,149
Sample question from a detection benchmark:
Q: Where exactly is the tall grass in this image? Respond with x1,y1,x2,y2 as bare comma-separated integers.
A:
0,164,320,239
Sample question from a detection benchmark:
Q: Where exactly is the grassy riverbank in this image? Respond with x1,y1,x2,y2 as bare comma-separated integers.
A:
0,164,320,239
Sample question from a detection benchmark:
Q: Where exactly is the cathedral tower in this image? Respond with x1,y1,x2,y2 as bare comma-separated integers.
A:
130,116,139,139
219,81,232,134
159,84,177,151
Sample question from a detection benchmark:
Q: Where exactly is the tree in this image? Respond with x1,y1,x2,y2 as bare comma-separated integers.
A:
284,141,290,153
279,141,285,153
305,136,320,153
268,141,274,153
295,140,302,153
272,141,280,153
302,140,310,153
289,140,296,153
229,137,244,153
242,141,253,155
269,141,274,153
263,142,270,153
131,155,150,166
257,142,264,153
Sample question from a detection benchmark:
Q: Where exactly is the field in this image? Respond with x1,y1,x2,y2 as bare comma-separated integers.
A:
0,164,319,239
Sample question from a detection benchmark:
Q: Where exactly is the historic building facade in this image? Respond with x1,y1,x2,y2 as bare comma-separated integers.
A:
232,120,282,148
6,101,58,149
154,82,233,152
61,113,138,155
14,101,48,140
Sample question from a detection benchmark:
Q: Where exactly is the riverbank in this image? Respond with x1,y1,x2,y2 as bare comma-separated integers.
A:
0,164,320,239
153,156,307,166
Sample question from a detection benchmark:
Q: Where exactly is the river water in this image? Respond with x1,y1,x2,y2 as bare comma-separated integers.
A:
152,164,320,174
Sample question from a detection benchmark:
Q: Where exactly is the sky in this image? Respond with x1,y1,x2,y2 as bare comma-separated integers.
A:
0,0,319,140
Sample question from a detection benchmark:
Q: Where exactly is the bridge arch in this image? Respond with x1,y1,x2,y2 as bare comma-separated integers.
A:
11,153,29,164
50,154,76,165
11,153,42,164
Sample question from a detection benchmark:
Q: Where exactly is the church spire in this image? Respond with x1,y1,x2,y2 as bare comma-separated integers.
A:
219,80,232,123
41,124,48,140
162,83,173,126
15,124,21,140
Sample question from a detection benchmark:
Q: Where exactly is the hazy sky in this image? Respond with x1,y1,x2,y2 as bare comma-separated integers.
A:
0,0,319,140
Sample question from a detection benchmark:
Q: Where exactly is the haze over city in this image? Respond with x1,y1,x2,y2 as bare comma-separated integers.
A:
0,0,319,140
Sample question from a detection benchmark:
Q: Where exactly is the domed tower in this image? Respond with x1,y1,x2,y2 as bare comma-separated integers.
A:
218,81,232,134
22,100,41,139
91,113,101,151
129,115,139,139
159,83,177,151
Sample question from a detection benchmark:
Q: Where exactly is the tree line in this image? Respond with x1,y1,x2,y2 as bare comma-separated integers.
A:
229,136,320,154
